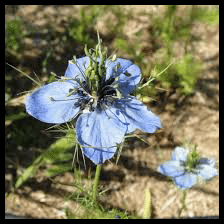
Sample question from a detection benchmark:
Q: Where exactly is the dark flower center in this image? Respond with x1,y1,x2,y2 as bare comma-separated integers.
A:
74,76,118,113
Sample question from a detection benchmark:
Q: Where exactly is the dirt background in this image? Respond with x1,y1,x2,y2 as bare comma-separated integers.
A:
5,5,219,219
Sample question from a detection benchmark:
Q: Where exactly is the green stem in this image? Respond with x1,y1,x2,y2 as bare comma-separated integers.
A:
92,164,102,203
178,190,187,218
143,189,152,219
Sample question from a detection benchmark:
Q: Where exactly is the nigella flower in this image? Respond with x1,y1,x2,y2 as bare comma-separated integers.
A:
25,41,161,164
157,147,218,189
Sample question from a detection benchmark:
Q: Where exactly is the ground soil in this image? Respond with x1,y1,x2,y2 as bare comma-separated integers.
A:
5,5,219,219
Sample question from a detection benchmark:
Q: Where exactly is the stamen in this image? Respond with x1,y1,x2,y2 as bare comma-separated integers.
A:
49,95,80,103
67,88,78,97
73,60,88,82
49,97,55,101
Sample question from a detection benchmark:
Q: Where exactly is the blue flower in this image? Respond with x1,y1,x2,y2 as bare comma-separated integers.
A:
25,56,161,164
157,147,218,189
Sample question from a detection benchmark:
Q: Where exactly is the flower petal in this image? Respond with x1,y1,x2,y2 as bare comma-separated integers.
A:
116,97,161,133
199,157,216,167
196,162,218,180
106,58,141,95
25,81,80,123
76,107,127,148
171,147,188,161
174,172,198,189
157,160,185,177
82,146,116,165
105,58,132,79
65,56,90,80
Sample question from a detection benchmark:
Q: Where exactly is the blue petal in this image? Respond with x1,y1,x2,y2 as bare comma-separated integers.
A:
174,172,198,189
199,157,216,167
25,81,80,123
76,107,127,149
105,58,133,79
157,160,185,177
171,147,188,161
65,57,141,96
82,146,116,165
105,58,141,96
65,56,90,80
196,162,218,180
116,97,161,133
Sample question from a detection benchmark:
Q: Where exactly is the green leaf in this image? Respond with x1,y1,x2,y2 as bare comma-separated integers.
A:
44,132,75,164
15,131,76,188
15,155,45,189
44,163,73,177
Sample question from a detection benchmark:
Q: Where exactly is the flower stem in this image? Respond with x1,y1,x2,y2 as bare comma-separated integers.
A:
143,189,152,219
178,190,187,218
92,164,102,203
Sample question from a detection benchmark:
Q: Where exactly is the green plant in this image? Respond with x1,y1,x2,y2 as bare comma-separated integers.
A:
15,129,76,189
5,18,24,54
175,53,203,95
153,53,203,95
67,6,99,47
140,5,217,97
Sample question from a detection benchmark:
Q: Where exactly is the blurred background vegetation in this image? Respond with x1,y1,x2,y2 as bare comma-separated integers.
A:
5,5,219,218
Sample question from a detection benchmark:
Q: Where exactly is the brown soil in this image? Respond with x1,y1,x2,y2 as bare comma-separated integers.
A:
5,5,219,219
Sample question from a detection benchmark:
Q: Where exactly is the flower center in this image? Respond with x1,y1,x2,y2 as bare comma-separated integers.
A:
70,35,122,113
184,149,200,172
72,76,118,113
